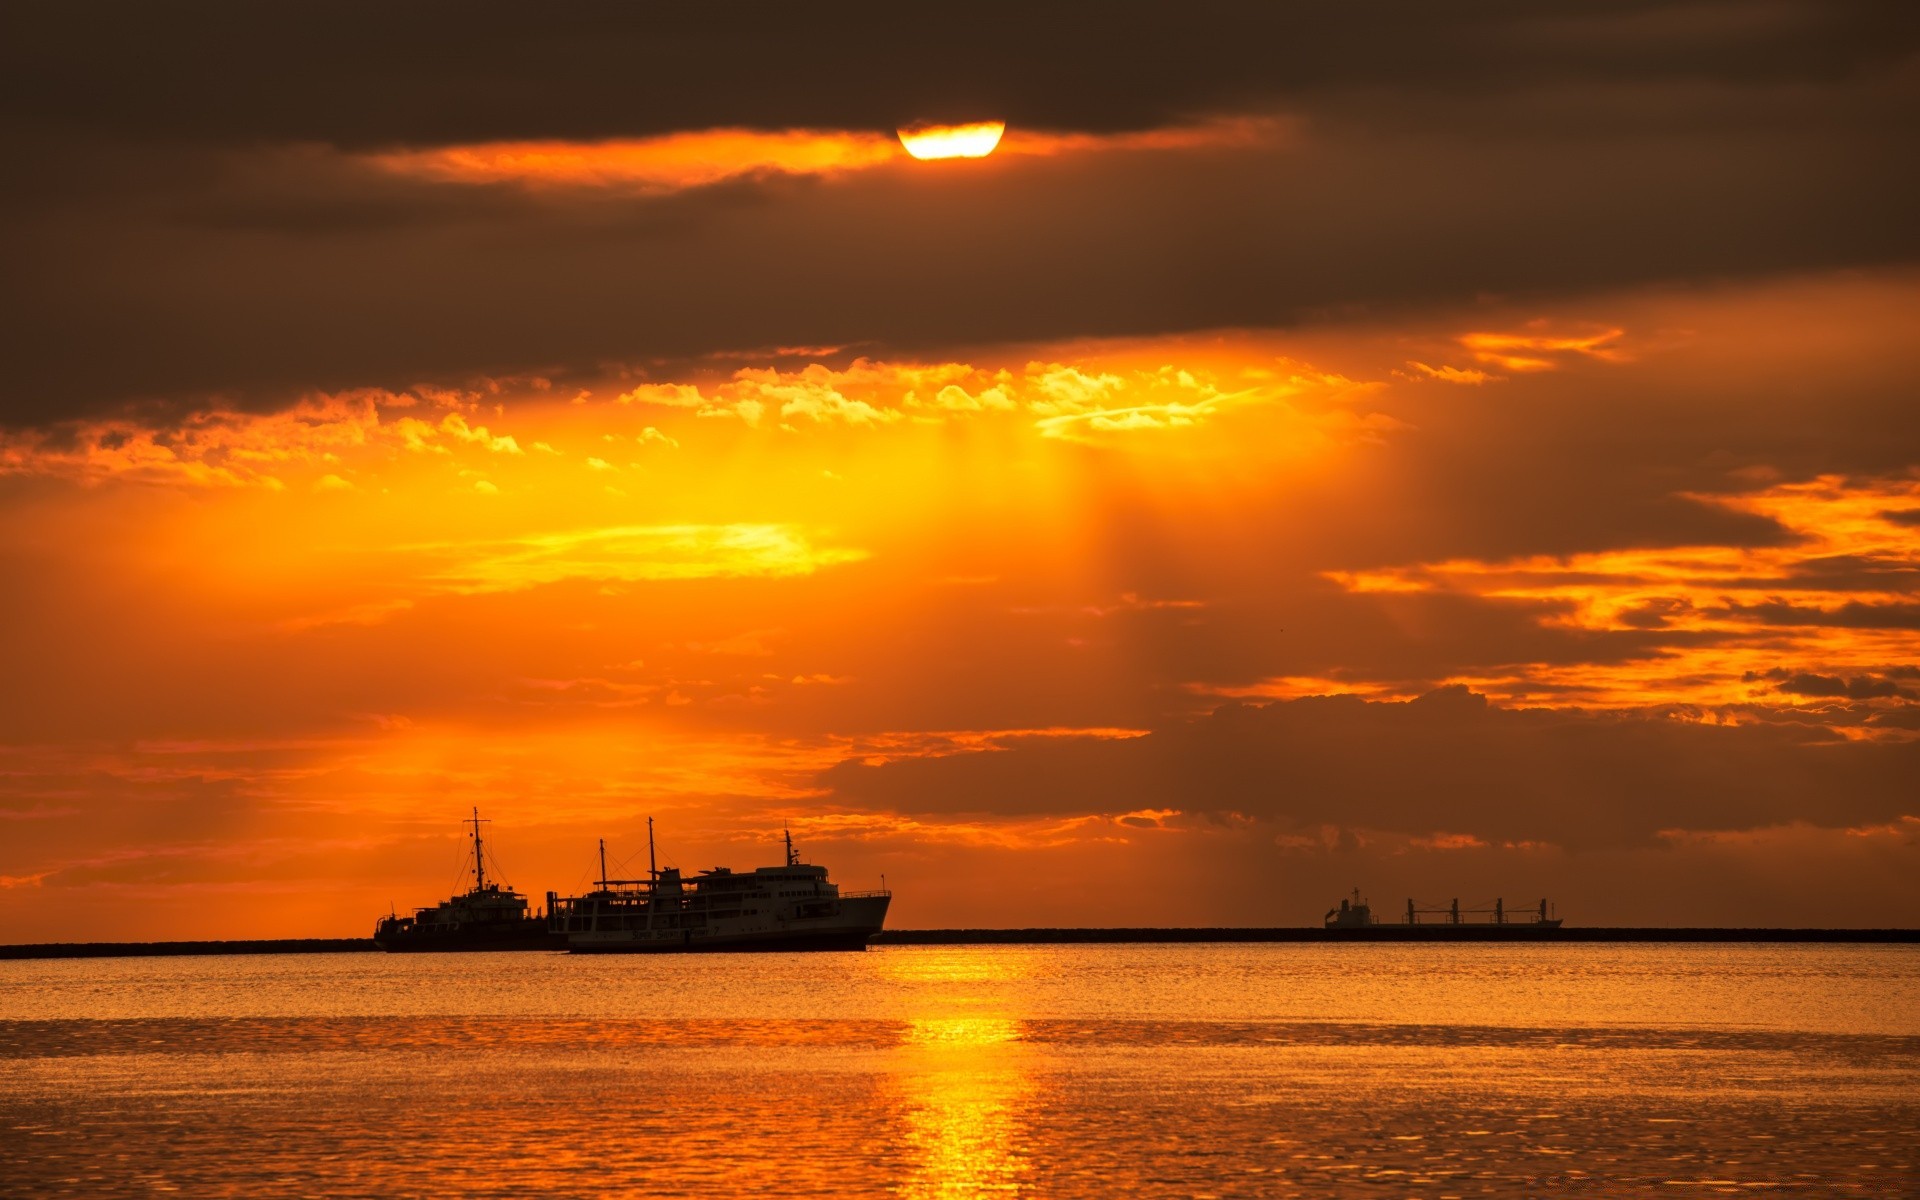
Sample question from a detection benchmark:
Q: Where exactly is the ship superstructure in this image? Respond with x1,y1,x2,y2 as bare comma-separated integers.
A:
549,821,890,953
373,808,559,951
1325,888,1377,928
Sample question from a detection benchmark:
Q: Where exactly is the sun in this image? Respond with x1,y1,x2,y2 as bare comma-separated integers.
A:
897,121,1007,161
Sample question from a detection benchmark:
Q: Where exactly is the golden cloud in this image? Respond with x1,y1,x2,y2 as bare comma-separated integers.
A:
410,523,868,594
0,389,521,489
1457,324,1627,372
371,117,1296,193
1316,475,1920,726
610,355,1380,443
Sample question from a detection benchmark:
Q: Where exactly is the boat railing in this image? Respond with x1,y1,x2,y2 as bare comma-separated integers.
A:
841,888,891,899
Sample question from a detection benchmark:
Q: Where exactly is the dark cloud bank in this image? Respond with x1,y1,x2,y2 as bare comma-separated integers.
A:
1,1,1917,423
820,687,1920,849
6,1,1913,145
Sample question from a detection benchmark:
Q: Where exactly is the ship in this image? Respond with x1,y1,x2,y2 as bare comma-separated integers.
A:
1324,888,1562,929
373,808,560,951
547,820,891,953
1324,888,1379,929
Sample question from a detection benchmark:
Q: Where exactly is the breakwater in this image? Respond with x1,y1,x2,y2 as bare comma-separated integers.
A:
3,927,1916,959
0,938,376,959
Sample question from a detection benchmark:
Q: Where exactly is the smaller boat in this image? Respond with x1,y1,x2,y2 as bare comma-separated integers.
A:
373,808,560,951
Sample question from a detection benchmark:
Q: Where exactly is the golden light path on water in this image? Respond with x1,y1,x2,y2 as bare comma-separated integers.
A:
898,1017,1032,1199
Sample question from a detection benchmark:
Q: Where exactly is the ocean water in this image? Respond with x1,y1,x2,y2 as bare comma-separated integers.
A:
0,945,1914,1198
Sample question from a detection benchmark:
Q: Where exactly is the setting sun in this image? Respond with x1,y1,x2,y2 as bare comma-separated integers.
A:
897,120,1007,160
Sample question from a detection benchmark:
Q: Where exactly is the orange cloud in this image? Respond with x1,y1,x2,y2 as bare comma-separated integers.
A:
372,117,1295,192
608,354,1379,441
1318,475,1920,727
1457,324,1627,372
824,727,1152,768
409,523,869,595
374,128,901,191
1399,361,1499,385
0,388,522,489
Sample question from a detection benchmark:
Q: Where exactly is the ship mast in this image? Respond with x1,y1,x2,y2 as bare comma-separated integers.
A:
648,816,657,880
784,823,798,867
468,806,490,892
597,838,608,890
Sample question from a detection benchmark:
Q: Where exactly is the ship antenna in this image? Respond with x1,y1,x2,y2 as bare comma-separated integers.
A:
598,838,608,891
648,816,657,880
469,806,489,893
784,822,797,868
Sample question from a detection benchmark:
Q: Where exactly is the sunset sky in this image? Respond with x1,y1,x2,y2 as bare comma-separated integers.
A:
2,1,1917,938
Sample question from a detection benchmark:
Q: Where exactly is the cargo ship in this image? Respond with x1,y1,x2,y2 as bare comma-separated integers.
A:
1325,888,1561,929
547,821,890,953
373,809,560,951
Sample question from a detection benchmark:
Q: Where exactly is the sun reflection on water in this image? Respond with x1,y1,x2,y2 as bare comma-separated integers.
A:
895,1016,1032,1198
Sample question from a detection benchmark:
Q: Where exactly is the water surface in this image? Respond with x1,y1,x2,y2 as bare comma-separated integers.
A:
2,945,1914,1197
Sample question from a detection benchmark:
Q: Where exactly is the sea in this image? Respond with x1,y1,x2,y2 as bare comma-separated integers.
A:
1,944,1914,1198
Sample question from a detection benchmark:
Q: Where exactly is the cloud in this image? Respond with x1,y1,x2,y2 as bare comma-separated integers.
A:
371,117,1287,194
374,129,901,192
277,599,417,633
438,412,524,453
606,356,1381,442
5,3,1915,424
1399,361,1499,385
1457,325,1627,373
4,3,1907,148
0,389,524,488
818,688,1920,848
410,523,868,594
1761,670,1913,701
1304,476,1920,724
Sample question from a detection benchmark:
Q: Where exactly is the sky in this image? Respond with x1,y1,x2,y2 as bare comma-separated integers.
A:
2,1,1917,938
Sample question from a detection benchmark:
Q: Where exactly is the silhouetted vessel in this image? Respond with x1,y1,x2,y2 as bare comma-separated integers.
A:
1325,889,1380,928
373,809,560,951
548,821,890,953
1324,888,1562,929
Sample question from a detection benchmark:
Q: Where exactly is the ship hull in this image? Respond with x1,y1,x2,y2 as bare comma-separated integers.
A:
564,894,889,954
568,928,880,954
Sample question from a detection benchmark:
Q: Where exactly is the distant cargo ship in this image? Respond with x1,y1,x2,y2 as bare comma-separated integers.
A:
548,821,890,953
373,809,560,952
1325,888,1561,929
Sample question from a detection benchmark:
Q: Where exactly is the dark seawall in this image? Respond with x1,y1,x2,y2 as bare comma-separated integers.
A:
2,928,1916,959
0,938,377,960
873,927,1920,945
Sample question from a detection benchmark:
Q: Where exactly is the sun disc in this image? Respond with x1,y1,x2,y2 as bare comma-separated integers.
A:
897,121,1006,161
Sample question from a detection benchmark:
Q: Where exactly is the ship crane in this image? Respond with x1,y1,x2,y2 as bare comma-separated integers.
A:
1403,896,1559,926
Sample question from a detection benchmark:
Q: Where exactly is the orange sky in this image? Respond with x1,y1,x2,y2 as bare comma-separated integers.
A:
3,268,1916,937
2,4,1917,937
